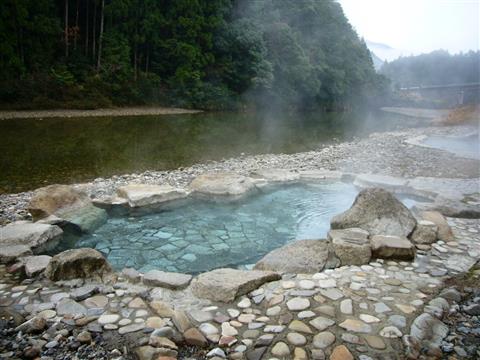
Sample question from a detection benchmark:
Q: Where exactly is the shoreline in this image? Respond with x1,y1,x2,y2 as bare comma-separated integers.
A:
0,122,478,225
0,106,202,120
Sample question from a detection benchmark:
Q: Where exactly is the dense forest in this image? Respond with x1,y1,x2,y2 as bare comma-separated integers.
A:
380,50,480,89
0,0,387,111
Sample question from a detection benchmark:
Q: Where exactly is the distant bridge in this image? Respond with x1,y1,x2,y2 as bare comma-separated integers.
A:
398,82,480,106
399,82,480,91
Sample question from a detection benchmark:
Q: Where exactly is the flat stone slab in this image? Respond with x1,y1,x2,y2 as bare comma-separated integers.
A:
0,221,63,256
371,235,416,260
143,270,192,289
407,177,479,201
298,170,344,181
191,268,280,302
56,298,87,316
117,184,187,208
250,169,300,183
254,240,336,273
189,173,256,196
353,173,408,191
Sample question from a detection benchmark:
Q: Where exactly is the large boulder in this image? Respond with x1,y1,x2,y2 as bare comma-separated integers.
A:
190,173,256,197
419,211,454,242
370,235,415,260
0,221,63,259
117,184,187,208
331,188,417,237
191,268,280,302
328,228,371,266
28,184,107,233
254,240,338,273
44,248,112,281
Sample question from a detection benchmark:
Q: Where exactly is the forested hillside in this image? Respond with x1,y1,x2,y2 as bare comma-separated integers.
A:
0,0,387,110
380,50,480,89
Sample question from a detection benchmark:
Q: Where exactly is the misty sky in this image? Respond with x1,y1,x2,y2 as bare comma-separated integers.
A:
339,0,479,56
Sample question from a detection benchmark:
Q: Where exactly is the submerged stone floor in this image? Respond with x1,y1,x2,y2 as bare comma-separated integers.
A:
1,217,479,359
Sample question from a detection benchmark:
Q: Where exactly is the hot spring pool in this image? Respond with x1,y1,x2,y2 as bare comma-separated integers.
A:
54,182,425,273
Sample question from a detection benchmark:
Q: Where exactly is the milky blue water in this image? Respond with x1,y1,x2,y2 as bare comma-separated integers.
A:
59,182,423,273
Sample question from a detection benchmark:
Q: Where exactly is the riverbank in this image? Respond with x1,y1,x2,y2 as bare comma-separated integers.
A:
0,107,202,120
1,122,478,225
0,120,479,360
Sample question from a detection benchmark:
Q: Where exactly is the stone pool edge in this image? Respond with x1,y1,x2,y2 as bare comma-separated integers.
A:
1,169,480,359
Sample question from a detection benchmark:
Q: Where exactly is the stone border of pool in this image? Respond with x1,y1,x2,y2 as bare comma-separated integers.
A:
1,168,478,267
1,168,479,359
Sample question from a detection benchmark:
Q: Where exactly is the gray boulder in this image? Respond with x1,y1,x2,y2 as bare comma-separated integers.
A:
191,268,280,302
328,228,371,266
45,248,112,281
254,240,338,273
419,211,454,242
28,184,107,233
410,220,438,245
410,313,448,350
190,173,256,197
24,255,52,277
331,188,417,237
0,221,63,259
370,235,415,260
0,245,32,264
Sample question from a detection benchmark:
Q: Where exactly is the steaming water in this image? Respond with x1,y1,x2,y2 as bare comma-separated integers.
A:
422,133,479,160
55,182,425,273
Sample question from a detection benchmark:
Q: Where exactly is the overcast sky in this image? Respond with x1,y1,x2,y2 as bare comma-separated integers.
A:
338,0,479,56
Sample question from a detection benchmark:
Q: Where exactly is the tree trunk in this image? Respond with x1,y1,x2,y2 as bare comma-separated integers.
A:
134,45,138,81
134,17,138,81
65,0,69,58
92,1,96,60
85,0,89,56
145,48,149,75
74,0,79,50
96,0,104,72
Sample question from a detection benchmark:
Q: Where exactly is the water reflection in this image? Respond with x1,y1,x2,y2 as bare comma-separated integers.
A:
0,110,426,193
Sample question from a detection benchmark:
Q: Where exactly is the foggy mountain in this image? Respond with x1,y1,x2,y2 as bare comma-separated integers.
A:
366,40,405,62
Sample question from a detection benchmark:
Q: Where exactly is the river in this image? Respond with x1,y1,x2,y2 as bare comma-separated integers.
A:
0,110,427,194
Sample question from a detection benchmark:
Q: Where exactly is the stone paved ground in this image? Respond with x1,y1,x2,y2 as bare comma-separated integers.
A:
0,217,478,359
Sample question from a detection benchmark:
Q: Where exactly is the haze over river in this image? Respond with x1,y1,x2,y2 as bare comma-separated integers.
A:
0,110,426,194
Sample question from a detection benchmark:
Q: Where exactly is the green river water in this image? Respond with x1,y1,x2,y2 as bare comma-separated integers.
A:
0,110,425,194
